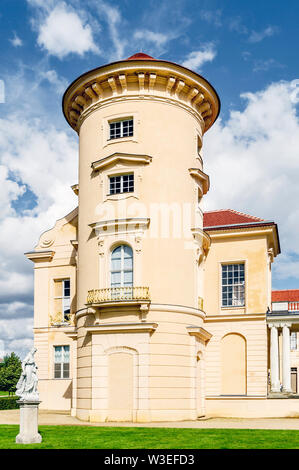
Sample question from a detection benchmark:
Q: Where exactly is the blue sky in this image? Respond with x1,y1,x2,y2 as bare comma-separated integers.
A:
0,0,299,358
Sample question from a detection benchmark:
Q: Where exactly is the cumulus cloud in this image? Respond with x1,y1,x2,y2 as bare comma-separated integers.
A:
182,43,217,71
0,63,78,359
202,79,299,279
31,1,100,58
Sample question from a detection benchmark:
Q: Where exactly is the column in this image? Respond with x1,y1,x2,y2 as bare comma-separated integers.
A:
282,323,292,393
269,324,280,392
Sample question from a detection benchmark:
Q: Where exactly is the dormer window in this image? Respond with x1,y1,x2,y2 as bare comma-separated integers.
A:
109,118,133,140
109,173,134,195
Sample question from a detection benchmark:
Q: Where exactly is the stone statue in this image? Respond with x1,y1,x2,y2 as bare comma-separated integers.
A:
16,347,39,402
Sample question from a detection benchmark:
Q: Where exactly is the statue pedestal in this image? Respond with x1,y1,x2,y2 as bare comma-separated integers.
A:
16,400,42,444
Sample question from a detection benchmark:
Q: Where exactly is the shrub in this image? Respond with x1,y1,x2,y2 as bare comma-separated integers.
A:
0,396,19,410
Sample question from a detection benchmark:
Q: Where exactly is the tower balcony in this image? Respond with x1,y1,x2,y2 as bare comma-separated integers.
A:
86,286,150,305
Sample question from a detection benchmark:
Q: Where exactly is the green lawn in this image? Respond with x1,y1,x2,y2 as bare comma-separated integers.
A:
0,425,299,449
0,391,11,396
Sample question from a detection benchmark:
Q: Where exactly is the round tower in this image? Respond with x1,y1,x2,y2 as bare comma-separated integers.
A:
63,52,220,422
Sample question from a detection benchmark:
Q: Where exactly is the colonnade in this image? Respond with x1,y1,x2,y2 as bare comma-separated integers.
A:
269,322,292,393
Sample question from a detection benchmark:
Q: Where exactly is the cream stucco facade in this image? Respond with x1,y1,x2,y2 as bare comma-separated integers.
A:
25,53,299,421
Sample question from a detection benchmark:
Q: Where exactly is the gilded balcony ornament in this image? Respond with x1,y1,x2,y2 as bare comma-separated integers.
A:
86,287,150,304
49,312,75,326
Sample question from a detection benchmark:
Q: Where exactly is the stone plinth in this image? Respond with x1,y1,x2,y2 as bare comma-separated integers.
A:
16,400,42,444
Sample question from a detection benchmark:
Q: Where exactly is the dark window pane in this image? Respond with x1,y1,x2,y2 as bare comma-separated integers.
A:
54,363,61,379
63,363,70,378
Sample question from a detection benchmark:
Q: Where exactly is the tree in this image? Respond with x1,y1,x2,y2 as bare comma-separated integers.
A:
0,352,22,395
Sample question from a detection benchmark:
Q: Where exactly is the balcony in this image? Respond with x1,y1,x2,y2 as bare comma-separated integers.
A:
289,302,299,312
86,287,150,305
49,312,75,327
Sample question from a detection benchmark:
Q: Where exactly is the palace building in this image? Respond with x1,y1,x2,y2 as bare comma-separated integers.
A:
25,53,299,421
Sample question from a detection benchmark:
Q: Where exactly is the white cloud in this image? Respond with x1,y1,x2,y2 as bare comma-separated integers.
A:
0,319,34,359
202,79,299,279
182,44,217,71
35,2,100,58
0,340,5,359
248,26,279,43
10,33,23,47
0,62,78,358
90,0,126,61
134,30,172,48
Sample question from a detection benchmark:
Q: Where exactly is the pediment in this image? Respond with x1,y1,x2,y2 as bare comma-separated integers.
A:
91,153,152,172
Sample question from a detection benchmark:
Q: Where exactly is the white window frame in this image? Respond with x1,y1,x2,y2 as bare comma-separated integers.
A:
54,278,71,322
102,112,139,148
109,118,133,140
110,244,134,288
221,263,245,308
109,173,134,195
291,332,297,351
54,345,70,379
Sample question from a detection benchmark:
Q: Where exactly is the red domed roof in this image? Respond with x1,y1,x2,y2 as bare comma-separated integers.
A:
126,52,156,61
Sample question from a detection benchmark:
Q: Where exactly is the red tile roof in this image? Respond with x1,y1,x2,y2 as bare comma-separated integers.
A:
126,53,156,61
203,209,266,228
272,290,299,302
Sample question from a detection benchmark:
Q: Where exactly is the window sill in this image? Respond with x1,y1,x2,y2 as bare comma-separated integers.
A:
104,136,137,148
53,377,71,380
221,306,245,309
104,193,138,202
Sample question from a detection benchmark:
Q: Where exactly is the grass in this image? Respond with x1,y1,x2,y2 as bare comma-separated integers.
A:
0,391,11,396
0,425,298,449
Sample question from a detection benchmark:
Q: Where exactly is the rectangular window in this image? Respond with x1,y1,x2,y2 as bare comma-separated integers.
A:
109,118,133,140
222,263,245,307
54,279,71,322
291,332,297,350
54,345,70,379
109,173,134,195
291,367,297,393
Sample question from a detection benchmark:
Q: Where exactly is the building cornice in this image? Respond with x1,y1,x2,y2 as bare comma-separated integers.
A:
205,313,266,322
267,313,299,324
204,224,280,257
24,250,55,263
62,60,220,134
85,322,157,334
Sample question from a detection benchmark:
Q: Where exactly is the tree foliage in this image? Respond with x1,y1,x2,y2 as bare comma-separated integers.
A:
0,352,22,395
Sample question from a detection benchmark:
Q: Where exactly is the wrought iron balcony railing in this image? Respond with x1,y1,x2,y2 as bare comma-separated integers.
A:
87,287,150,304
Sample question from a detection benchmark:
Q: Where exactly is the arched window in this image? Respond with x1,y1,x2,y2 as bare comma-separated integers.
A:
111,245,133,288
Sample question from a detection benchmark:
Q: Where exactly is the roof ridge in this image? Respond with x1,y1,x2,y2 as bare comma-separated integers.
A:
272,289,299,292
203,208,265,221
227,208,265,221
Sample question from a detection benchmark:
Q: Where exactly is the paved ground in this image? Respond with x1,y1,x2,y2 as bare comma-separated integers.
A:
1,410,299,429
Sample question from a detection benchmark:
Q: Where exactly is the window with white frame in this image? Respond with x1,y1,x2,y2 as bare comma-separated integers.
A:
109,118,133,140
53,279,71,322
222,263,245,307
54,345,70,379
291,332,297,350
111,245,133,299
109,173,134,195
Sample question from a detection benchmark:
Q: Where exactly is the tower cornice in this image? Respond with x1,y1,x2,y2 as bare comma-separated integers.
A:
62,58,220,134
